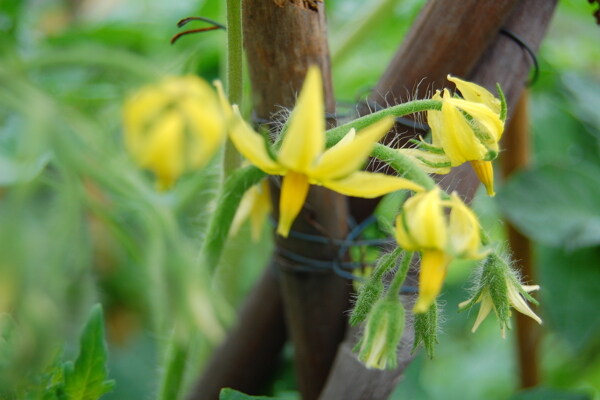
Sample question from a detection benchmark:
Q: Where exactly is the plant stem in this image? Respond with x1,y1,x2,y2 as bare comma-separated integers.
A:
371,143,436,190
201,166,265,272
224,0,243,176
388,251,413,297
158,339,188,400
325,99,441,146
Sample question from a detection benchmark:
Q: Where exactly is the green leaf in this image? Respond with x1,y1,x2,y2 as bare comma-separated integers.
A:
219,388,283,400
497,163,600,249
509,387,592,400
538,246,600,352
62,304,115,400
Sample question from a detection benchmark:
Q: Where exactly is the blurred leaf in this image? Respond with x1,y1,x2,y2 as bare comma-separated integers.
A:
219,388,282,400
0,153,50,186
63,304,115,400
539,246,600,352
509,387,592,400
497,163,600,249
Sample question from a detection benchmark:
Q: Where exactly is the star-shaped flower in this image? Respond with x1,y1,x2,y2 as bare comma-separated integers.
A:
227,66,423,237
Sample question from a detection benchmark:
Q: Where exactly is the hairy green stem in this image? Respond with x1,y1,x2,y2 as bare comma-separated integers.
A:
371,143,436,190
325,99,441,146
158,340,188,400
223,0,243,176
388,251,414,297
201,166,265,271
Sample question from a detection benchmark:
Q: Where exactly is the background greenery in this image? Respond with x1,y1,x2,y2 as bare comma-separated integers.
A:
0,0,599,399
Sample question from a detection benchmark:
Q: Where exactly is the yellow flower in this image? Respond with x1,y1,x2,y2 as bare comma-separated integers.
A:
230,179,272,241
406,76,504,196
228,66,423,237
395,188,483,312
123,76,225,190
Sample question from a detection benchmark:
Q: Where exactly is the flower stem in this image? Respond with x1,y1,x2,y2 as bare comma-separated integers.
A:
388,251,414,297
158,339,188,400
325,99,441,147
223,0,243,176
201,165,266,271
371,143,436,190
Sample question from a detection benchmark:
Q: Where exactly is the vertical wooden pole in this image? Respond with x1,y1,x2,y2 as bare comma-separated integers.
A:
243,2,349,399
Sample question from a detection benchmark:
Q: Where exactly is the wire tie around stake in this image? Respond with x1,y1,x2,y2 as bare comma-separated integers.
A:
272,214,417,294
500,28,540,86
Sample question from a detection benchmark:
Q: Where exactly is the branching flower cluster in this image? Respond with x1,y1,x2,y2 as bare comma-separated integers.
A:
122,66,542,371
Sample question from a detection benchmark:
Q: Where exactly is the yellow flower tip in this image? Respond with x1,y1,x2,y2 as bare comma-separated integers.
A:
277,172,310,238
414,250,450,313
470,160,495,196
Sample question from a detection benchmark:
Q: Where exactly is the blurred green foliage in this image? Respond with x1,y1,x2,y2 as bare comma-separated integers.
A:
1,0,599,399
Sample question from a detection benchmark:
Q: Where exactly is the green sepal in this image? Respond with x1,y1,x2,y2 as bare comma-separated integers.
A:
408,138,446,155
350,247,403,326
412,301,438,359
496,83,508,122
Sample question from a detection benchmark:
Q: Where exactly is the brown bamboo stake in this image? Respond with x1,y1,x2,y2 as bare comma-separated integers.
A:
242,1,349,399
187,262,286,399
501,91,541,388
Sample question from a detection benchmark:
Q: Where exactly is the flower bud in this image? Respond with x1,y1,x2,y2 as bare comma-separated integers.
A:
350,248,402,326
412,300,438,359
355,297,405,370
459,253,541,337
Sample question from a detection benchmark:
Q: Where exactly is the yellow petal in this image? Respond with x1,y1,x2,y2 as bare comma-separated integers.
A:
446,97,504,144
507,282,542,325
426,90,446,148
395,213,419,251
278,66,325,172
277,172,310,237
138,111,184,190
320,171,423,198
447,75,501,114
414,250,450,313
312,117,394,179
438,100,488,165
250,180,272,241
448,193,481,258
213,80,234,117
471,290,494,332
470,160,495,196
229,108,286,175
178,96,225,167
403,189,447,250
123,88,172,159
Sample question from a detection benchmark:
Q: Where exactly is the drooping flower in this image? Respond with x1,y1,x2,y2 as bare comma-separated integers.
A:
459,253,542,337
123,76,226,190
399,75,505,196
230,179,272,241
395,188,484,312
227,66,423,237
